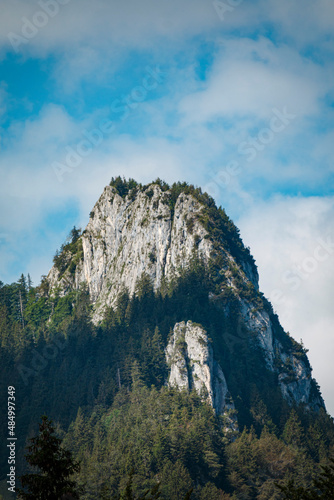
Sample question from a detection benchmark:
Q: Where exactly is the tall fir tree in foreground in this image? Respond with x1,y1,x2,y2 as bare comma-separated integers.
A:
17,415,82,500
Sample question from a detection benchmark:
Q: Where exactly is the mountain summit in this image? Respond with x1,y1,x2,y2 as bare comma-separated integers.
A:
46,177,324,415
48,178,258,322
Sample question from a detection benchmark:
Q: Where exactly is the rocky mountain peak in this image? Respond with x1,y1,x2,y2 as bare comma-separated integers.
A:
44,177,324,414
47,179,258,323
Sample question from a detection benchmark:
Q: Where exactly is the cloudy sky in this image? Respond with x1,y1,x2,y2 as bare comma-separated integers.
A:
0,0,333,414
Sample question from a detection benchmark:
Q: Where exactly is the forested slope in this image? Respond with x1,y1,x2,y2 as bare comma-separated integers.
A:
1,179,333,499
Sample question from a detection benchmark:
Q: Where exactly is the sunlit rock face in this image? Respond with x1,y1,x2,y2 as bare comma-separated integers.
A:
47,183,256,322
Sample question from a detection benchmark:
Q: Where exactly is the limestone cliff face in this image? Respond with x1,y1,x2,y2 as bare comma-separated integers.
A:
276,344,323,408
47,183,256,323
239,298,275,369
166,321,236,422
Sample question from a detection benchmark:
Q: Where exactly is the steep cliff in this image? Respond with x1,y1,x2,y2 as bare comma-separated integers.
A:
46,178,325,413
235,297,323,409
166,321,237,424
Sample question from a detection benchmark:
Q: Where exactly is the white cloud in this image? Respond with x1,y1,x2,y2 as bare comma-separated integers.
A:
261,0,334,48
0,0,333,91
0,0,219,57
0,104,86,226
179,37,327,125
2,0,333,61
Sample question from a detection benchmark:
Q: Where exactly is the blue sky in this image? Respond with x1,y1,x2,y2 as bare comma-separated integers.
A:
0,0,334,413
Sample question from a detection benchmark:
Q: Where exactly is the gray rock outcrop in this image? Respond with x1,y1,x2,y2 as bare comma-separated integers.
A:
165,321,236,421
237,297,323,410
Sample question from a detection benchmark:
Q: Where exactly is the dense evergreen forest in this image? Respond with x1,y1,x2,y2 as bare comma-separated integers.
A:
1,179,334,499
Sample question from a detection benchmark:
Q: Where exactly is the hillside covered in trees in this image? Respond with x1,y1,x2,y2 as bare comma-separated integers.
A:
1,178,333,499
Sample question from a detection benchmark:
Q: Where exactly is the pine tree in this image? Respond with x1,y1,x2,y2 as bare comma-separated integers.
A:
17,415,82,499
161,459,193,499
312,457,334,498
69,226,81,244
0,304,10,349
282,409,305,450
27,274,33,291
